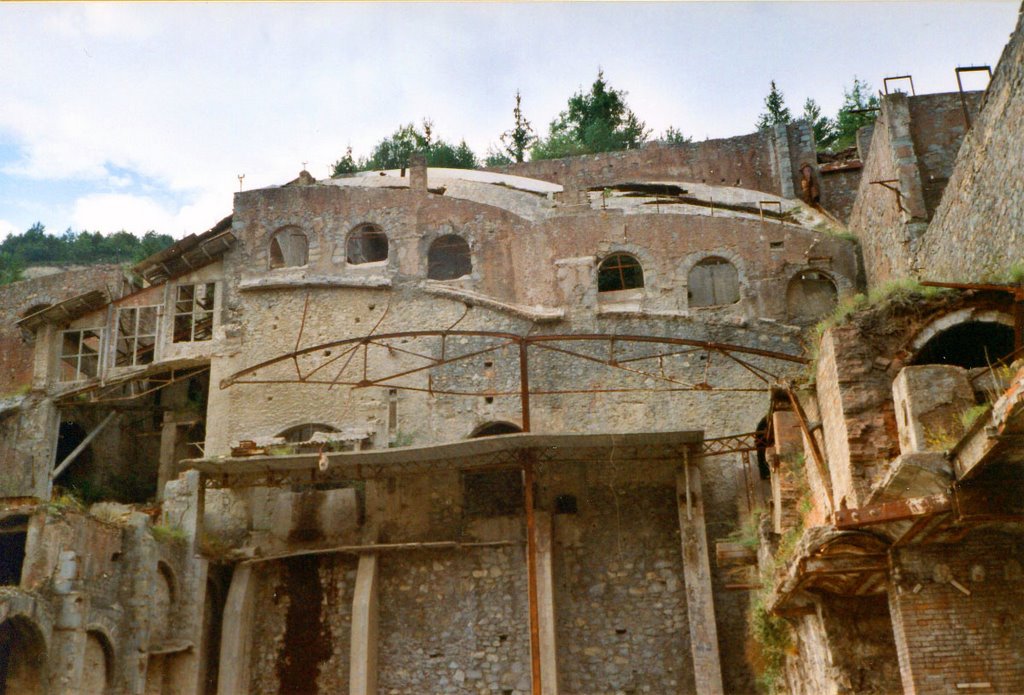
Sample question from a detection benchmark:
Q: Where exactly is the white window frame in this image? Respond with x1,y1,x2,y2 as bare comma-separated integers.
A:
173,283,216,343
59,328,105,382
115,305,161,367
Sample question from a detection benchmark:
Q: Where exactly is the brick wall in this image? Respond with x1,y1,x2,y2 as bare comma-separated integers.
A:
492,122,817,201
889,531,1024,694
818,165,863,223
0,266,125,396
916,7,1024,281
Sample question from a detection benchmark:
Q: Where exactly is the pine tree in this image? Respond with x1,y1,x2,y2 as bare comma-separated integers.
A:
756,81,792,130
802,98,836,150
331,146,358,177
500,91,536,163
832,77,880,151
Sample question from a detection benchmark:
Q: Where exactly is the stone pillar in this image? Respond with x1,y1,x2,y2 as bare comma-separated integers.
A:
218,564,257,695
676,458,724,695
409,153,427,192
349,553,379,695
124,513,156,695
773,123,795,199
535,511,559,695
157,414,180,501
47,551,88,694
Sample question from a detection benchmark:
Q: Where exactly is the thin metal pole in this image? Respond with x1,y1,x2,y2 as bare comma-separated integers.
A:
51,411,116,481
519,339,531,433
523,458,542,695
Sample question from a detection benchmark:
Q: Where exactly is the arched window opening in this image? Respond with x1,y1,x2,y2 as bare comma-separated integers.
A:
912,321,1015,369
470,421,522,438
597,253,644,293
786,270,838,322
427,235,472,280
277,423,339,444
82,632,113,695
347,224,389,264
0,617,46,695
688,257,740,307
268,227,309,269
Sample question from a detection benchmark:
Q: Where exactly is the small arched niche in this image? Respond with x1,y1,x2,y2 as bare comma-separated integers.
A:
786,270,838,322
912,321,1015,369
346,224,389,265
82,631,113,695
268,226,309,269
469,421,522,438
688,257,739,307
427,234,472,280
597,253,644,293
277,423,338,443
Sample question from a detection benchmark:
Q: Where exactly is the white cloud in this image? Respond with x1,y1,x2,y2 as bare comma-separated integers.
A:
70,191,229,237
0,219,18,241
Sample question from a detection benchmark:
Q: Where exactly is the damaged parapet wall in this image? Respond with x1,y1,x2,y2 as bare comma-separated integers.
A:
916,8,1024,280
848,91,982,287
493,121,819,204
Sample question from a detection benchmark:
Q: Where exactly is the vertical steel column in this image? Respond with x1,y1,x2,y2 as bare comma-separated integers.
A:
519,339,531,433
523,457,542,695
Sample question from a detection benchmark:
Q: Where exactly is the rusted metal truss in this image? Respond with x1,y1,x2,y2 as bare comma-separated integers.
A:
699,431,761,457
834,493,952,530
955,65,992,129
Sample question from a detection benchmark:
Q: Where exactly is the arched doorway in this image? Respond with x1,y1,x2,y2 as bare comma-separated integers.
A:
0,617,46,695
469,421,523,438
912,321,1015,368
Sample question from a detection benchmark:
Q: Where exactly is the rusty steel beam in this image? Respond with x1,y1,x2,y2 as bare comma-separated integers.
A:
834,493,952,529
221,330,807,388
785,387,834,516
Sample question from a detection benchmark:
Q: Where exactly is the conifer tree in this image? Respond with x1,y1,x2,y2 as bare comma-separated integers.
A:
756,81,792,130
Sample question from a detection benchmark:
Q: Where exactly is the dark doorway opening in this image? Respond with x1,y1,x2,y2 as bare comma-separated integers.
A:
913,321,1015,369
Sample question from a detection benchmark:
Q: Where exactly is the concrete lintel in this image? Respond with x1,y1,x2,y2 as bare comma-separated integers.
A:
349,553,379,695
676,462,725,695
217,564,257,695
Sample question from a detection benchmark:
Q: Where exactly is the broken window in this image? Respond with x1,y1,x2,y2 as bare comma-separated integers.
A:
786,271,838,322
597,253,644,292
269,227,308,269
688,257,740,307
115,306,159,367
427,234,472,280
462,469,523,517
0,516,28,586
346,224,389,264
60,328,103,381
173,283,215,343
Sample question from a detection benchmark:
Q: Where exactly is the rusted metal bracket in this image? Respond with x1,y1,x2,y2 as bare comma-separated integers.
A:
834,492,952,529
955,65,992,130
884,75,916,96
758,200,783,224
870,179,907,214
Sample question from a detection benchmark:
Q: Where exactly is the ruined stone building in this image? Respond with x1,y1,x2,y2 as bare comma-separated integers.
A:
1,7,1022,694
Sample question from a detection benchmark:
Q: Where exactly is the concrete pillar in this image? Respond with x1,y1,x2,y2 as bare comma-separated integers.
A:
217,564,257,695
534,511,559,695
676,459,725,695
409,153,427,192
47,551,88,694
349,553,379,695
157,415,180,501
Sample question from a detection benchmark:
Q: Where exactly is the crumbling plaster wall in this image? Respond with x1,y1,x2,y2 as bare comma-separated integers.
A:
917,8,1024,280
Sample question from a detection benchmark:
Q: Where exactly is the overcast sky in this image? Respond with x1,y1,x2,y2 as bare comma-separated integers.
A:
0,1,1018,240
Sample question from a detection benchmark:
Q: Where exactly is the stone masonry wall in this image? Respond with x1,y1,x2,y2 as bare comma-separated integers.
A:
494,122,816,201
849,92,981,287
888,531,1024,694
377,547,530,695
249,555,357,695
917,7,1024,280
549,465,694,694
818,166,862,224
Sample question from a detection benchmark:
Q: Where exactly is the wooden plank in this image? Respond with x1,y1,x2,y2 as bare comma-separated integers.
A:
677,459,725,695
834,493,951,529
